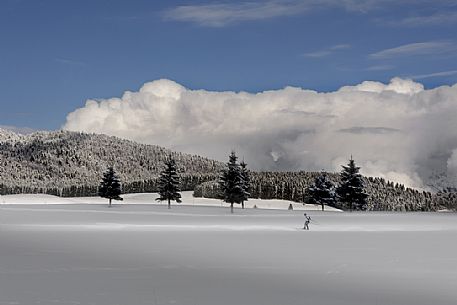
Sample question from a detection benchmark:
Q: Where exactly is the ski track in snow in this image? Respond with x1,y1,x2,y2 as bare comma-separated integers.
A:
4,222,456,232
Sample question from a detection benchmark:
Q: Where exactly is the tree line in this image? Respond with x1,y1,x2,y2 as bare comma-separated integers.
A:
99,156,184,209
213,152,368,212
85,149,456,212
1,130,455,211
194,154,454,212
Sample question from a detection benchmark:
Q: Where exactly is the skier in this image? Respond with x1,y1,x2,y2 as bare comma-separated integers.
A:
303,213,311,230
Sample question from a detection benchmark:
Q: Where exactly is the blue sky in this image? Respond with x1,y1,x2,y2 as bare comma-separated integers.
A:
1,0,457,130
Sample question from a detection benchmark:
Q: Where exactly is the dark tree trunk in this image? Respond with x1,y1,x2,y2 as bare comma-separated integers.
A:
168,198,171,209
231,202,234,213
242,201,245,209
109,198,112,207
321,202,324,211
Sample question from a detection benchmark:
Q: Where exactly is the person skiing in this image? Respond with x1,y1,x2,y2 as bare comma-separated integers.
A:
303,213,311,230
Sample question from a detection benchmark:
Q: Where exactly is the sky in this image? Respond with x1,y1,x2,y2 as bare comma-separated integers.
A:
1,0,457,129
2,0,457,187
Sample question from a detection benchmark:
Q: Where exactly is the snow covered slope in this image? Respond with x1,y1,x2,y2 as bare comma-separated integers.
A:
0,204,456,305
0,127,25,142
0,130,222,194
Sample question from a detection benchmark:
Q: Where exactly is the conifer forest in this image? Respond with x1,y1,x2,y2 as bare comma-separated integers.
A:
0,128,455,211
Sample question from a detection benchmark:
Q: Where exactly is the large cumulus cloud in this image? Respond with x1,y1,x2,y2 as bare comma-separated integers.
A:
63,78,457,189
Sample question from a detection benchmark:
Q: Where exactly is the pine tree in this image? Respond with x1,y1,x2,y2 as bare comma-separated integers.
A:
336,157,368,211
219,151,244,213
98,166,122,207
156,157,182,209
240,160,251,209
308,173,336,211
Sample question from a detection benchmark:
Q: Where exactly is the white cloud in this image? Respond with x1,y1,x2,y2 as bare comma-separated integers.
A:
388,11,457,27
162,0,407,27
163,1,308,27
55,58,87,67
303,44,351,58
163,0,457,27
63,77,457,189
302,50,332,58
339,78,424,94
366,64,395,71
370,41,457,59
330,44,351,50
410,70,457,80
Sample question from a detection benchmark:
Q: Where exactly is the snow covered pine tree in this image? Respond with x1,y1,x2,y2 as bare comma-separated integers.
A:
156,157,182,209
240,160,251,209
308,173,336,211
98,166,123,207
219,151,245,213
336,157,368,211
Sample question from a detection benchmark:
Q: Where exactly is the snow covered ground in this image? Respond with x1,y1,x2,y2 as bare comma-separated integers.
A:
0,191,341,211
0,197,456,305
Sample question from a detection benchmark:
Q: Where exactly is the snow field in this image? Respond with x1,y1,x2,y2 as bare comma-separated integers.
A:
0,191,341,211
0,198,456,305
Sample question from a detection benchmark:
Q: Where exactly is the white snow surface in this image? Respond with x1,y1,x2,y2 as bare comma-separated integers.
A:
1,199,456,305
0,191,341,211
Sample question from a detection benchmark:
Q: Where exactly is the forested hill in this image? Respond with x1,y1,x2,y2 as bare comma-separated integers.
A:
0,129,223,196
194,172,457,212
1,129,455,210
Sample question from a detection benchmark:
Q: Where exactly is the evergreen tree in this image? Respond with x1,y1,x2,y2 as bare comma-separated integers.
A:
240,160,251,209
336,157,368,211
308,173,336,211
156,157,182,209
98,166,122,207
219,151,244,213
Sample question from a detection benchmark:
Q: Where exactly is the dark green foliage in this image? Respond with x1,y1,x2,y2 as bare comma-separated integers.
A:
193,172,444,211
336,157,368,211
156,157,182,209
98,166,122,207
219,151,245,213
308,173,336,210
240,160,251,209
193,180,222,199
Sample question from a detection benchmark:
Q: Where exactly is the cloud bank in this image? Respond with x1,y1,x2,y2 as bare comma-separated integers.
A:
63,78,457,189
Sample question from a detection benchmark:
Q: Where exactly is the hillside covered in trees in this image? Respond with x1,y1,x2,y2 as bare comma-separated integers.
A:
1,128,455,211
194,172,457,211
0,129,222,196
